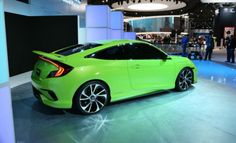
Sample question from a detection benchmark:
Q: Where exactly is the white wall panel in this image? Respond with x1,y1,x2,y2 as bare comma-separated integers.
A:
0,85,15,143
0,0,9,84
86,5,110,28
0,0,15,143
124,32,136,40
111,29,123,40
110,11,123,30
86,28,110,42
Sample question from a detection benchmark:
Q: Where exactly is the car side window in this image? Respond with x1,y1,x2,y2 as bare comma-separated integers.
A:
88,45,126,60
124,43,167,60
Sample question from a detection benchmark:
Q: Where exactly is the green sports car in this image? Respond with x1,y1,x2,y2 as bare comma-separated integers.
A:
31,40,197,114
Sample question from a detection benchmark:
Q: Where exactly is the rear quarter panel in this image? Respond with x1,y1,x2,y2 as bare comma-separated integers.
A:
72,58,133,101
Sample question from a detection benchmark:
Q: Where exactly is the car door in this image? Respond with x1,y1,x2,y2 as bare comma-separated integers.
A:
126,42,175,90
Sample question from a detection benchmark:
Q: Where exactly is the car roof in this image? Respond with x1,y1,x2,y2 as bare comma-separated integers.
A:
96,40,138,45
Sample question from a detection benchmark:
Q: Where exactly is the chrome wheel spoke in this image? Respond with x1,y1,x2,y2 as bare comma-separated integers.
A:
97,100,104,106
96,94,107,98
87,102,92,112
185,70,191,77
184,81,189,89
186,78,192,84
82,91,89,98
93,84,99,93
95,101,100,112
96,89,106,96
89,85,93,94
81,102,92,111
80,97,90,101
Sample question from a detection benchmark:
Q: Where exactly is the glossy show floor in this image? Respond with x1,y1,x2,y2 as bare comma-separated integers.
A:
11,60,236,143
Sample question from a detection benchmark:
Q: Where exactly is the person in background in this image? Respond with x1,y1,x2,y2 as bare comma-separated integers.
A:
197,36,204,58
204,31,215,60
227,35,236,63
181,34,189,57
225,31,232,62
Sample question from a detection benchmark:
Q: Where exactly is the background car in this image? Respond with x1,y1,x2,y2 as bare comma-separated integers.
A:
31,40,197,114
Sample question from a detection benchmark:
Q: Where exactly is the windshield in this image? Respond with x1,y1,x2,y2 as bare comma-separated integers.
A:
55,43,102,56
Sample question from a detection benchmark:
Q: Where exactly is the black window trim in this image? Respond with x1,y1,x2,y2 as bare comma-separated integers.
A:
85,45,126,60
85,42,169,60
125,42,168,60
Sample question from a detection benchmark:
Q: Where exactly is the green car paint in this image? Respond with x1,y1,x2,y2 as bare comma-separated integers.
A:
31,40,197,109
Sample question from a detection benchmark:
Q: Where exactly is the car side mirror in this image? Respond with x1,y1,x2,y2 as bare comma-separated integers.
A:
163,55,171,60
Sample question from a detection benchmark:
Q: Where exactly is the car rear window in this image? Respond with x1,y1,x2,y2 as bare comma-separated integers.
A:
55,43,102,56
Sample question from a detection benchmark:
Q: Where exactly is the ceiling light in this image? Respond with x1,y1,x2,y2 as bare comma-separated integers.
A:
112,0,186,12
201,0,236,3
128,3,169,11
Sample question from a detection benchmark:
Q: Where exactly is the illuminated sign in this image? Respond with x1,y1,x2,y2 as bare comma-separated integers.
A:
62,0,81,5
230,8,235,13
223,7,236,13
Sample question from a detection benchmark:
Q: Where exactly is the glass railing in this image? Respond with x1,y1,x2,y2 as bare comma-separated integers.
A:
154,43,205,55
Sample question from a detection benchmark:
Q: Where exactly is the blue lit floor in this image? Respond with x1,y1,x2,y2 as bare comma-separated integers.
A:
11,61,236,143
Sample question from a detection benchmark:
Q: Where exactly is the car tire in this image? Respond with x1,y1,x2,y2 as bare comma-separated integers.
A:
74,81,109,114
175,68,193,91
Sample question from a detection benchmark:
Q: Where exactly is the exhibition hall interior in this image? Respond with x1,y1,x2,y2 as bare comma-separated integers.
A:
1,0,236,143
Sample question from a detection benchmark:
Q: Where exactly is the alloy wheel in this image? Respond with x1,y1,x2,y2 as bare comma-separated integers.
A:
178,69,193,91
79,83,108,114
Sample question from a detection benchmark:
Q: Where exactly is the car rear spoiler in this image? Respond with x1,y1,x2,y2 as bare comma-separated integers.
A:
33,50,65,62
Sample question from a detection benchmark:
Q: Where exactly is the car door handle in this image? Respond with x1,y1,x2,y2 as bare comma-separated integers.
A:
134,64,140,69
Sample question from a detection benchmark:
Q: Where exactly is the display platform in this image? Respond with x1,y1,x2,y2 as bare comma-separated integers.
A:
12,61,236,143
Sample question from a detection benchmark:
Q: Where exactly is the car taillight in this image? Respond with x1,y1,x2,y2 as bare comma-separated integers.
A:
39,56,73,78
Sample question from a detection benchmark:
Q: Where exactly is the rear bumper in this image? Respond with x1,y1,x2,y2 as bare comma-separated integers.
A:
32,84,72,109
31,73,79,109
